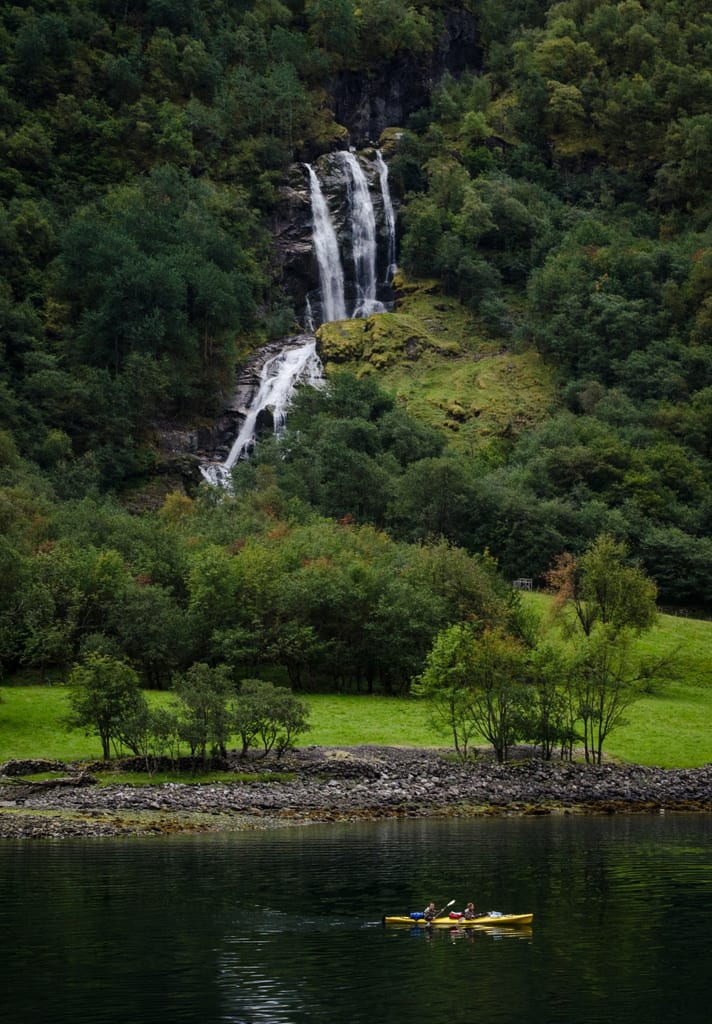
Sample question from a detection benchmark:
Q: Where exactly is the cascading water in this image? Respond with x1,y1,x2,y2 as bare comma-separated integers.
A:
376,149,397,284
200,338,323,488
339,151,384,318
304,296,315,332
306,164,347,323
203,150,396,488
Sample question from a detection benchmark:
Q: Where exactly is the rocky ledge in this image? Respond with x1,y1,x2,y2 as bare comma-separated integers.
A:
1,746,710,840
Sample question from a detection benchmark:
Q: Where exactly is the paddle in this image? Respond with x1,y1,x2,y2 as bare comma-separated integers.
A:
428,898,456,922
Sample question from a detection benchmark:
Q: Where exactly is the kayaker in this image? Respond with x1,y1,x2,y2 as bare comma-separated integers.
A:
462,903,477,920
423,902,437,921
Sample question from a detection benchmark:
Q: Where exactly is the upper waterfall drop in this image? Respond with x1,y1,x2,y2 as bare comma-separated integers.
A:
339,151,384,318
375,150,397,284
200,337,324,488
306,163,347,324
305,149,396,325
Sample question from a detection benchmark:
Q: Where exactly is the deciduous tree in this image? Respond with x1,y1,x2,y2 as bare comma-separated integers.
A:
66,653,146,760
546,534,657,637
415,623,529,762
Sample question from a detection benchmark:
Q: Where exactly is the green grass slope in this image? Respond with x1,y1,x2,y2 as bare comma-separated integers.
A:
317,277,559,457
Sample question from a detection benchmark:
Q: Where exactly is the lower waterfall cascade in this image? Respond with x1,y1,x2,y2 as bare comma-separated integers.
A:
200,337,324,487
201,148,396,487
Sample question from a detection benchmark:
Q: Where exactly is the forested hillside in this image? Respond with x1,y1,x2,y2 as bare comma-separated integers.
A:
1,1,711,693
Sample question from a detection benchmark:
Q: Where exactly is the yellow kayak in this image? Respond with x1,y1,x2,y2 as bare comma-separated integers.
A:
383,912,533,928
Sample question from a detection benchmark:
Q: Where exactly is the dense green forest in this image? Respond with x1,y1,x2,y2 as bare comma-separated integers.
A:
1,0,711,701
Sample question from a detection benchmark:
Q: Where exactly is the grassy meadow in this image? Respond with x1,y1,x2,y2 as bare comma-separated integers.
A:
1,600,710,769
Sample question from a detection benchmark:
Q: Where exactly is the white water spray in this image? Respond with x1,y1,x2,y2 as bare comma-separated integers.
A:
304,296,315,332
340,151,384,318
306,164,347,323
201,338,323,488
376,150,397,283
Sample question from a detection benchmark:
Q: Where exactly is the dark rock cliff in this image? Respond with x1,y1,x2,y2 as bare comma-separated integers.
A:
272,9,481,317
330,8,482,146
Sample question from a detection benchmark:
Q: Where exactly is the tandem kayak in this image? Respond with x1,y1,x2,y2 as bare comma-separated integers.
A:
383,913,533,928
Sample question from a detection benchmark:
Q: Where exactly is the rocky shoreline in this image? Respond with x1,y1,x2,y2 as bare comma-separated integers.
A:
1,746,711,839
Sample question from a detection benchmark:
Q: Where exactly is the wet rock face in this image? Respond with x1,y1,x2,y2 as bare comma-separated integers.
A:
272,164,315,326
273,152,397,324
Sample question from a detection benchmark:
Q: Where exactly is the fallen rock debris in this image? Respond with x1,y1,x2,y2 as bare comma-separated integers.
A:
1,746,710,839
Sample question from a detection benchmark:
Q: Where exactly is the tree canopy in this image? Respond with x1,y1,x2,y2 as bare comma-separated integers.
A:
1,0,711,715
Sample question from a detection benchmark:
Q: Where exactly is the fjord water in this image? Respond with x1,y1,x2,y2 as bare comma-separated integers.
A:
2,815,711,1024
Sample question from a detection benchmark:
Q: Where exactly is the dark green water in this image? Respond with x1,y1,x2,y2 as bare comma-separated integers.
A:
2,814,711,1024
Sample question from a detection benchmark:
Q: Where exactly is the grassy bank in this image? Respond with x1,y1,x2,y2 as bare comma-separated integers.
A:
1,673,710,768
1,599,710,768
0,688,442,765
317,282,558,458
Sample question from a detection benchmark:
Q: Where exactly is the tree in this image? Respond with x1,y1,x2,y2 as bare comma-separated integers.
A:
55,165,261,419
571,627,673,765
232,679,267,755
232,679,311,756
306,0,357,58
545,534,658,637
545,533,667,762
412,623,482,758
518,641,579,761
388,457,477,545
172,662,234,762
108,581,193,688
118,704,182,774
66,653,147,760
415,623,529,762
268,684,312,756
0,535,29,678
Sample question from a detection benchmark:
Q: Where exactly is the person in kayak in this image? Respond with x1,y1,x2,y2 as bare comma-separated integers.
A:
462,903,478,920
423,902,437,921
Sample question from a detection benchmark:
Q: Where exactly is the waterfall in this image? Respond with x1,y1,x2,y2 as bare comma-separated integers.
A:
376,150,397,284
306,164,346,324
203,150,398,488
304,296,315,332
201,338,323,488
339,151,384,318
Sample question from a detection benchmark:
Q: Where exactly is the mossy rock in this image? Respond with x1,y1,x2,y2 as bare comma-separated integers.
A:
317,311,459,372
317,276,560,456
378,127,403,157
315,319,365,363
445,401,467,421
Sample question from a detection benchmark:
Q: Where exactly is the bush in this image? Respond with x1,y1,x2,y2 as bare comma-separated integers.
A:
233,679,311,757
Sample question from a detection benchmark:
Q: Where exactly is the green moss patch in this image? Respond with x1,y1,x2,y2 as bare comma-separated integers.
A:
316,278,558,455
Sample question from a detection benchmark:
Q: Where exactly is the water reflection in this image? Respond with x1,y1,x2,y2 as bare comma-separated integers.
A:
403,924,534,943
219,947,308,1024
1,814,711,1024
